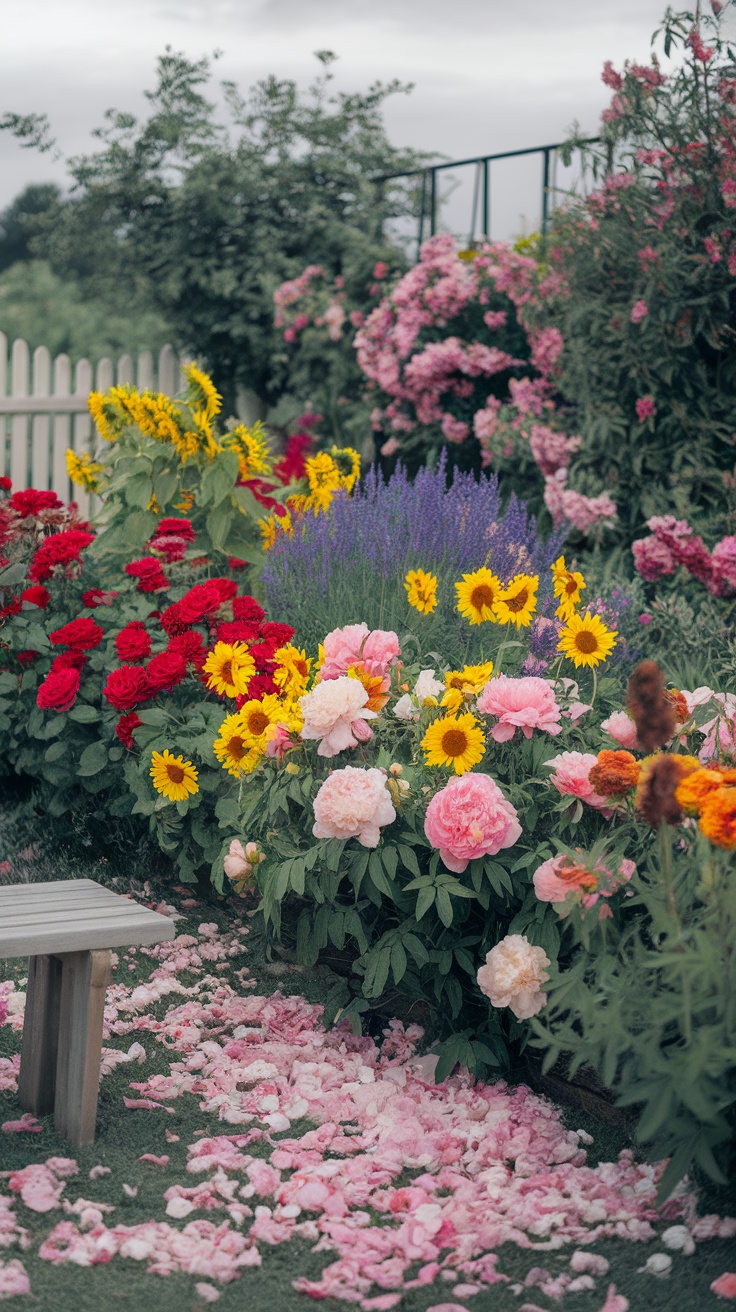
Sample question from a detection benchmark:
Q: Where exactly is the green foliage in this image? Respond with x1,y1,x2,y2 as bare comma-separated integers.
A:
531,832,736,1192
8,50,430,413
0,183,61,272
0,260,171,361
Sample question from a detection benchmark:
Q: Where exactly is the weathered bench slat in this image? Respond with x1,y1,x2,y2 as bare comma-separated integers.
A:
0,878,100,897
2,918,174,958
1,902,159,928
0,881,175,960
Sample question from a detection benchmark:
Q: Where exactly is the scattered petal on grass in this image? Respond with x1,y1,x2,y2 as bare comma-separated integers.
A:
122,1185,138,1198
137,1155,170,1166
0,1258,30,1299
122,1097,175,1113
637,1254,672,1277
1,1114,42,1134
598,1287,629,1312
195,1284,221,1304
712,1275,736,1300
88,1166,111,1180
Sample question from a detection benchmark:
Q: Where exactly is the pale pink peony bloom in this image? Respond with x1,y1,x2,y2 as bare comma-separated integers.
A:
362,629,400,675
312,766,396,847
300,677,376,757
545,751,610,809
711,1273,736,1300
477,934,550,1020
477,675,561,743
320,624,399,680
632,534,676,581
533,854,635,906
601,711,639,749
424,774,522,873
224,840,249,881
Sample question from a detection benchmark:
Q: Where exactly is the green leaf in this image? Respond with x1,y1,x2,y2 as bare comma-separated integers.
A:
44,739,67,762
76,740,109,776
398,843,420,876
436,886,453,927
415,886,436,920
67,704,100,723
391,941,407,984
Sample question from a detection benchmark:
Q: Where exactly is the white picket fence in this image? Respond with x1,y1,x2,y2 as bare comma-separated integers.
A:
0,335,185,519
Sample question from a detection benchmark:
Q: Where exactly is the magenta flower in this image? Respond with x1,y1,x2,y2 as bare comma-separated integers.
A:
635,396,655,422
630,300,648,324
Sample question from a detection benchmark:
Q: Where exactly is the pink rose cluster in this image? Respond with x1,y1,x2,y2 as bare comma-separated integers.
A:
476,675,562,743
477,934,550,1019
632,514,736,595
424,773,521,873
312,765,396,847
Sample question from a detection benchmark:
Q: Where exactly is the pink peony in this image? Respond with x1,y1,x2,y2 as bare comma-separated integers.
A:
711,1274,736,1300
533,854,635,906
600,711,639,749
312,766,396,847
544,751,610,809
711,536,736,595
424,774,522,873
631,534,676,581
362,628,400,676
476,675,561,743
300,677,376,757
477,934,550,1020
320,624,399,680
224,841,250,881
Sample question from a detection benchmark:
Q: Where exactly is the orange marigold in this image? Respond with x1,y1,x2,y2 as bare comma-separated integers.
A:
698,786,736,849
675,765,736,815
588,749,641,797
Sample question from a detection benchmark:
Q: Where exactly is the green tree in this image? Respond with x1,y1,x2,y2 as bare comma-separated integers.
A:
11,49,430,416
0,183,62,272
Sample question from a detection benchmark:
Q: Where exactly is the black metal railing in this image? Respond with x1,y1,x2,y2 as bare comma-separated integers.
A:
376,138,601,260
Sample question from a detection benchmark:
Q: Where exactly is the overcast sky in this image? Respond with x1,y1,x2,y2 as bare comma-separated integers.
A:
0,0,717,240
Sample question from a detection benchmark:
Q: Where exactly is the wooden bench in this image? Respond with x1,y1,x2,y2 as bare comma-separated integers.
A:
0,878,175,1147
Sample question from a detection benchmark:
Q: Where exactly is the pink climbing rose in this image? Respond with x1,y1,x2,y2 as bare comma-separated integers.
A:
424,773,521,873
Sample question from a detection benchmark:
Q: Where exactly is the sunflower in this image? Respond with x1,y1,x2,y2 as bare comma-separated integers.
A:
273,644,313,698
305,451,342,509
421,712,486,775
493,573,539,628
330,445,362,492
455,567,502,625
237,695,285,740
203,642,256,698
557,610,617,669
213,712,263,778
347,663,390,713
441,662,494,712
224,422,272,480
183,362,222,422
66,449,104,493
87,391,121,443
405,568,438,615
150,749,199,801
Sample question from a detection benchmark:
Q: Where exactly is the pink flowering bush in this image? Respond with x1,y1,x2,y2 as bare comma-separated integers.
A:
632,513,736,597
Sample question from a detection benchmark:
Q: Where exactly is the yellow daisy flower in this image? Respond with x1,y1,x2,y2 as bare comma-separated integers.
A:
224,422,272,481
421,712,486,775
552,555,585,615
203,642,256,698
273,644,313,698
150,749,199,801
441,662,494,713
65,449,104,493
236,695,285,740
557,610,617,669
405,568,438,615
174,489,195,514
213,712,262,778
455,567,502,625
493,573,539,628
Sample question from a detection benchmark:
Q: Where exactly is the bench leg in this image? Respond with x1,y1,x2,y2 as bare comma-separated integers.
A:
18,954,63,1115
54,949,111,1148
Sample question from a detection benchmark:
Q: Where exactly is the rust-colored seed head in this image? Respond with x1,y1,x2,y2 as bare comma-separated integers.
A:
626,660,677,753
636,755,685,828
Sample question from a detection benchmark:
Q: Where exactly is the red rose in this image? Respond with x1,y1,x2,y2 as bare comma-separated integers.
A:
49,617,104,650
21,585,50,608
158,601,187,636
103,665,153,711
232,596,265,623
236,672,278,704
115,622,152,663
167,630,206,668
260,621,295,650
124,557,169,593
145,650,187,693
17,650,39,666
0,476,11,492
155,517,196,542
29,529,95,582
115,712,142,749
227,557,248,570
10,489,62,518
83,589,118,608
177,581,225,623
37,667,80,712
209,578,238,602
215,620,261,646
0,597,21,620
51,650,86,672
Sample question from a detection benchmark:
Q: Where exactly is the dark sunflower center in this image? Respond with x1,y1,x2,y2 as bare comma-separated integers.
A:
220,660,233,682
248,712,269,735
470,584,494,609
295,659,308,677
167,765,185,784
564,577,578,595
575,631,599,654
228,736,246,760
442,729,469,757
